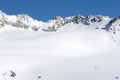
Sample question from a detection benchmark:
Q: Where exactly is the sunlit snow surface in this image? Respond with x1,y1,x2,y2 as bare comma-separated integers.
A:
0,24,120,80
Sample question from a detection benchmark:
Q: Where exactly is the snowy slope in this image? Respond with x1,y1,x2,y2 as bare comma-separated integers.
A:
0,11,120,80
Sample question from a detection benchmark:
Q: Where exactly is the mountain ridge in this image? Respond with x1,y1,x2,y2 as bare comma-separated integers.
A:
0,10,120,34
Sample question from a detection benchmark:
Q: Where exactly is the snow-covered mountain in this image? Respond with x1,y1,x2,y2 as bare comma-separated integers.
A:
0,10,43,31
1,11,120,80
1,10,120,36
0,10,117,32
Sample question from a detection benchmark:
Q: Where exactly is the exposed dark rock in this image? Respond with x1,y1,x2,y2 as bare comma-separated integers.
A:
106,16,120,34
82,15,104,25
10,70,16,77
115,76,119,79
37,76,42,79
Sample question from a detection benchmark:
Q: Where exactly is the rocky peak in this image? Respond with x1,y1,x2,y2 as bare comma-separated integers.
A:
16,14,32,22
67,15,84,24
106,16,120,34
0,11,41,31
42,15,84,32
43,16,65,32
0,11,8,27
64,15,84,24
0,10,7,17
82,15,108,25
73,15,84,24
52,16,63,20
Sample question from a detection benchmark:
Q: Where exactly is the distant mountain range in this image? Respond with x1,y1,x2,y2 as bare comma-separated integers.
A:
0,10,120,34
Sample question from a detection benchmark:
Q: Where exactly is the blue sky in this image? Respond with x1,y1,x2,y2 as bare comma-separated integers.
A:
0,0,120,21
